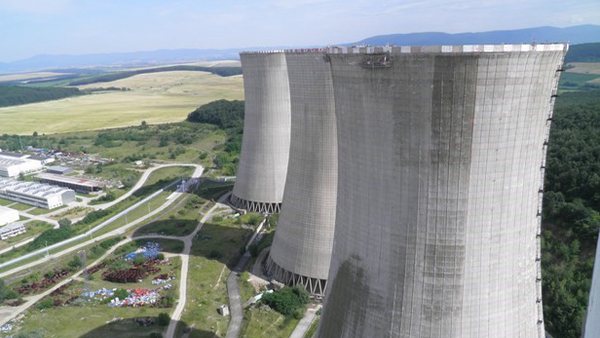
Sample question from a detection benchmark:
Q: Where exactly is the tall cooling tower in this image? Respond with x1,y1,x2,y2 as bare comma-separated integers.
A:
583,232,600,338
266,50,337,296
317,44,567,338
230,51,291,213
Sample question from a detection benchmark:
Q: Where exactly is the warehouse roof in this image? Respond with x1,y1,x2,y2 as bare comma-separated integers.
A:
36,173,104,188
0,152,27,159
0,178,73,198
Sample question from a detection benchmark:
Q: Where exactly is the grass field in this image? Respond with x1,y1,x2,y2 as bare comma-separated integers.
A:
566,62,600,75
0,70,243,134
0,71,68,82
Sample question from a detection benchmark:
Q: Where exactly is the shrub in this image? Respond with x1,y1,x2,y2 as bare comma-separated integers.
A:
36,297,54,310
261,287,309,317
157,312,170,326
113,289,128,300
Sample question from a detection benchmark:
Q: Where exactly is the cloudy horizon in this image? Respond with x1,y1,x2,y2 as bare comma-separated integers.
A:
1,0,599,62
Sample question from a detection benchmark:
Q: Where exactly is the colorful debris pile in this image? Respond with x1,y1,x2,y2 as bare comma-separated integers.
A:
124,241,161,260
152,273,174,285
109,288,159,308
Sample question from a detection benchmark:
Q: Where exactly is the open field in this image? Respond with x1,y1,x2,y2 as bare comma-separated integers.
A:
566,62,600,75
0,72,68,82
0,70,243,134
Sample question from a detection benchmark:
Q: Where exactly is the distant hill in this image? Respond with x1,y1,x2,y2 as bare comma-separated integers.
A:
352,25,600,47
565,43,600,62
0,48,284,74
1,25,599,74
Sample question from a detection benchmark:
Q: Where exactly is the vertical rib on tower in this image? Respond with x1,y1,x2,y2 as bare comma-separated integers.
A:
266,50,337,296
230,52,291,213
317,44,567,338
583,231,600,338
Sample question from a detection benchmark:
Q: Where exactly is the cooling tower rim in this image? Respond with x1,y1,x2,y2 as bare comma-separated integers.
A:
239,43,568,55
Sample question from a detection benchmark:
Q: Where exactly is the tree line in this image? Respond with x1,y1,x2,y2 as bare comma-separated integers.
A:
542,90,600,338
0,86,84,108
69,65,242,86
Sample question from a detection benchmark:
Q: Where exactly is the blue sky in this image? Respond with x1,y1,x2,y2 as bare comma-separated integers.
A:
0,0,598,62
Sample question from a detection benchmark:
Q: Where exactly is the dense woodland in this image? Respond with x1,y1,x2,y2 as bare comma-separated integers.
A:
68,65,242,86
187,99,245,175
0,86,84,108
565,43,600,62
542,90,600,338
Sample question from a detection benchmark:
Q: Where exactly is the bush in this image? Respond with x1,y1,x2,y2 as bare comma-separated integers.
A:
157,253,165,260
113,289,129,300
157,312,170,326
36,297,54,310
149,333,162,338
67,256,82,270
58,218,72,229
13,330,45,338
261,287,309,317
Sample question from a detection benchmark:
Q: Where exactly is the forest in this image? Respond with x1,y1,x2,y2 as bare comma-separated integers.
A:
187,99,245,175
68,65,242,86
0,86,84,108
542,90,600,338
565,43,600,62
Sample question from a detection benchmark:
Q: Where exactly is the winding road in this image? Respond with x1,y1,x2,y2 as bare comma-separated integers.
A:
0,164,203,274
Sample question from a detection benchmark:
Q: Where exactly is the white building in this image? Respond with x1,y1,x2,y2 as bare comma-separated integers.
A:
0,155,43,178
0,206,19,226
0,223,26,240
0,178,75,209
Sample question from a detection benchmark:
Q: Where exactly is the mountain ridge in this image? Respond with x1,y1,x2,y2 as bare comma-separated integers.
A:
1,24,599,74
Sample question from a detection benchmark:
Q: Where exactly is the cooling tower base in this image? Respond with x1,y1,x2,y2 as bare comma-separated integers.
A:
229,194,281,214
266,255,327,297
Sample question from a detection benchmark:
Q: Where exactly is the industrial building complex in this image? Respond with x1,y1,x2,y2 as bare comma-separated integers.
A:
0,153,43,178
230,51,291,213
36,172,104,193
312,44,567,338
0,206,20,226
0,178,76,209
267,50,338,296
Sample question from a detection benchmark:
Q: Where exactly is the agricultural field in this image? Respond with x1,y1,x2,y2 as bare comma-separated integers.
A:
0,70,243,134
560,62,600,91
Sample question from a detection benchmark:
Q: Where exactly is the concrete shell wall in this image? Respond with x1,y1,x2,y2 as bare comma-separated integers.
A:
317,47,566,338
231,52,291,213
583,234,600,338
267,52,337,296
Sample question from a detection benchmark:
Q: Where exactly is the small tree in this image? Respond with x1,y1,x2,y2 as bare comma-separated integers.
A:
113,289,128,300
58,218,72,230
157,312,170,326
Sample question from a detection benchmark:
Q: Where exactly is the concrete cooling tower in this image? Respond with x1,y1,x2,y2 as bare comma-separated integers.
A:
583,232,600,338
266,50,337,296
230,51,291,213
316,44,567,338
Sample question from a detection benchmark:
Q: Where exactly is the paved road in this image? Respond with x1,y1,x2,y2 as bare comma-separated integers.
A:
164,192,231,338
225,212,263,338
289,305,321,338
0,165,203,273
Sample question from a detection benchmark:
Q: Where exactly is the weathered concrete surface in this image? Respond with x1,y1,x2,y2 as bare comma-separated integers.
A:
583,233,600,338
268,51,337,296
231,52,291,213
317,44,567,338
